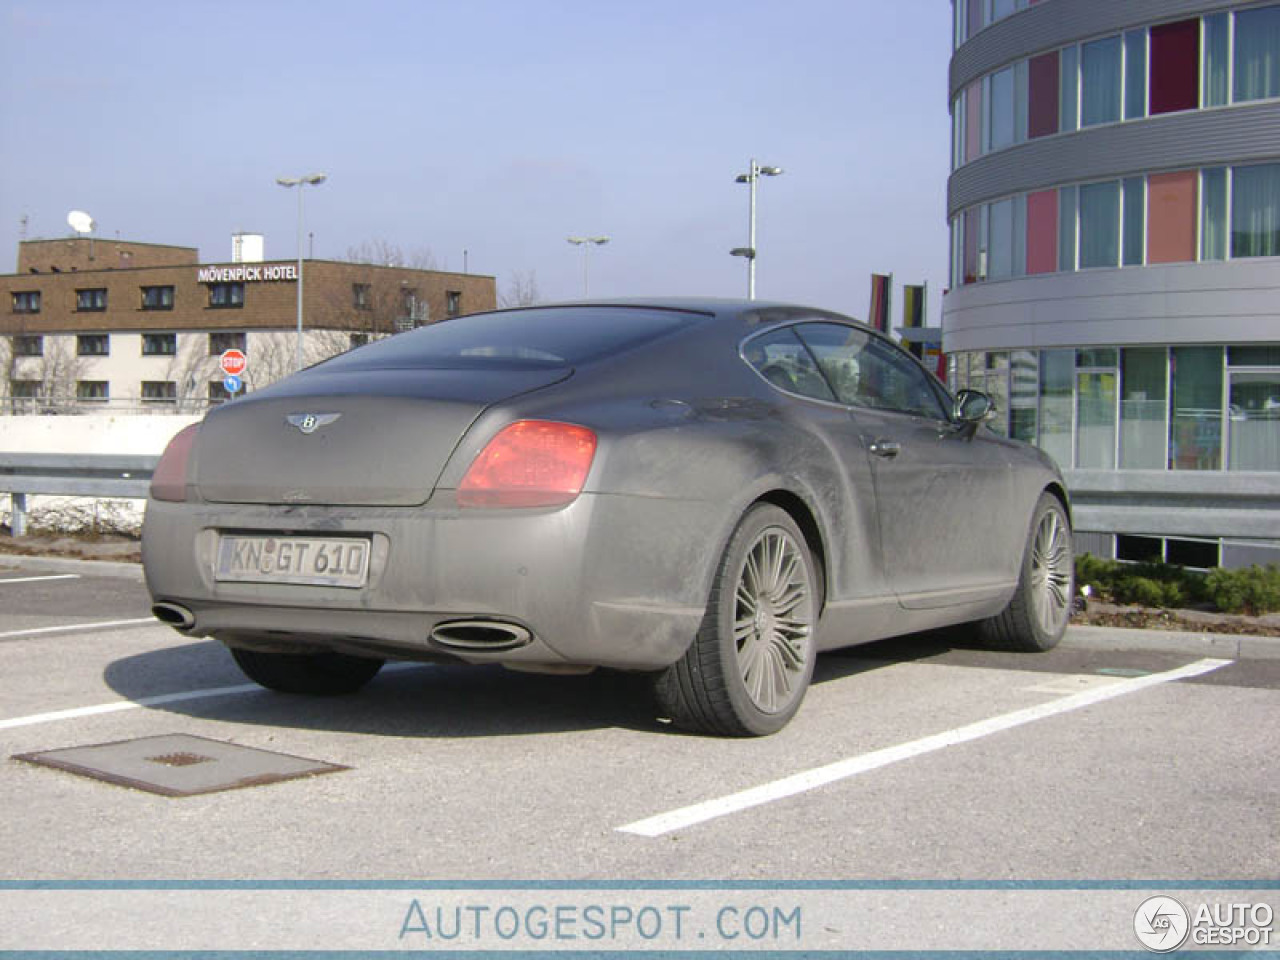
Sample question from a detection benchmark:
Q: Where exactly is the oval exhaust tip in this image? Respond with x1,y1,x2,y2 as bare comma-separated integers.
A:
430,620,532,652
152,602,195,630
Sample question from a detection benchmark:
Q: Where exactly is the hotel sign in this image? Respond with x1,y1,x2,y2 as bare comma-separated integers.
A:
197,264,298,283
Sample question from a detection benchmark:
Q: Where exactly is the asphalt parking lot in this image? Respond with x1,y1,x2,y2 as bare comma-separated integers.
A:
1,556,1277,881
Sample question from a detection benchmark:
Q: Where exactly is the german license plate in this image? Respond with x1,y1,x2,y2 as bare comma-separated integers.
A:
215,535,371,588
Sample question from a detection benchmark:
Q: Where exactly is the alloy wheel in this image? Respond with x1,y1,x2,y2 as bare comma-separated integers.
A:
732,527,815,713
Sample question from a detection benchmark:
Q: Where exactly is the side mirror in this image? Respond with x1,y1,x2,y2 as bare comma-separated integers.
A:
954,388,994,423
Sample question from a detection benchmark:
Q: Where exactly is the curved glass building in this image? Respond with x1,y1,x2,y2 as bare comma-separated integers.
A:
945,0,1280,567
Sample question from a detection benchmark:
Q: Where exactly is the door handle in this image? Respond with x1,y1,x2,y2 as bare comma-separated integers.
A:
869,439,901,459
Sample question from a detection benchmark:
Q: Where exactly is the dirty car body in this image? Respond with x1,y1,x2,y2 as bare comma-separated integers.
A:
144,299,1073,735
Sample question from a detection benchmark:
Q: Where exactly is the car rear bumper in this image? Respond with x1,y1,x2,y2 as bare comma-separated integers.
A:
142,492,717,670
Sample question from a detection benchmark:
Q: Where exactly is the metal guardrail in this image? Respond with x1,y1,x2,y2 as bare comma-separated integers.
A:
0,452,157,537
1064,469,1280,541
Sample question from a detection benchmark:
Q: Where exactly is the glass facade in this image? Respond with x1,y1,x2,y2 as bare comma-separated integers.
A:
950,161,1280,288
952,345,1280,474
951,4,1280,172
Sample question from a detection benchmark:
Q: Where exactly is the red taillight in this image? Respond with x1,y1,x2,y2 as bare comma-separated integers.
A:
458,420,597,508
150,424,200,502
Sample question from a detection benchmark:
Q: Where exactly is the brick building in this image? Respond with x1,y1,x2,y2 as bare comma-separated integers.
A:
1,236,496,412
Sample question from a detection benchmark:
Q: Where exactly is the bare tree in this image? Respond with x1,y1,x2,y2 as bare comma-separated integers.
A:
165,336,221,413
344,240,438,271
500,270,542,308
0,335,15,412
36,337,86,411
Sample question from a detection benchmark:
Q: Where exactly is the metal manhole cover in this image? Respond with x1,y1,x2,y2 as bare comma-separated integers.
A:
14,733,347,797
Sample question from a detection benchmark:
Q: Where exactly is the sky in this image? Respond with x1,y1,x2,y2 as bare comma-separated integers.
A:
0,0,953,325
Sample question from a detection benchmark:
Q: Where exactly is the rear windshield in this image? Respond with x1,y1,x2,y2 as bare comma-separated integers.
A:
322,306,703,371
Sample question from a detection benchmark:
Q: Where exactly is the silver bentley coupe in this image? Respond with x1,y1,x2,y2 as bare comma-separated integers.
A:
143,299,1073,736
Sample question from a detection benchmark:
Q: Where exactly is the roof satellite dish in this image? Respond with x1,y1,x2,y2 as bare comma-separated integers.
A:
67,210,95,235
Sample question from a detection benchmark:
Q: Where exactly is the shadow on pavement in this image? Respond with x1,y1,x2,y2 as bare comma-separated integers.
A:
101,629,976,740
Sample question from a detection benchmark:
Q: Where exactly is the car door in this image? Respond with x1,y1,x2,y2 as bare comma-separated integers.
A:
792,323,1018,610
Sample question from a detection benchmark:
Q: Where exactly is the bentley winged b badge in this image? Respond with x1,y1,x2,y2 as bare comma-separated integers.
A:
286,412,341,435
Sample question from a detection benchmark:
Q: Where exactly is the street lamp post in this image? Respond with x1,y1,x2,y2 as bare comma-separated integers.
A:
276,173,327,372
566,235,609,296
730,159,783,299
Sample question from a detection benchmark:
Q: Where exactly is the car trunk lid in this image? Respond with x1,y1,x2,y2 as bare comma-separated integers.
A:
191,366,571,506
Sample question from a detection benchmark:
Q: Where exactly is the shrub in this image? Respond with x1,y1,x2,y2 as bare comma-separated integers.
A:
1074,553,1204,608
1203,565,1280,615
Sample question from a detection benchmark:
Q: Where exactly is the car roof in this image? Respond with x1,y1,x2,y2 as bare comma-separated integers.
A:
479,297,871,330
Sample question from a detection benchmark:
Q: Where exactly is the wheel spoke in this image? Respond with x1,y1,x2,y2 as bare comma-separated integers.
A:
732,525,815,715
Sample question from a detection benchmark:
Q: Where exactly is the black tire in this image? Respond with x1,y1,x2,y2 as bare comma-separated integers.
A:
230,647,385,695
980,491,1074,652
653,503,818,736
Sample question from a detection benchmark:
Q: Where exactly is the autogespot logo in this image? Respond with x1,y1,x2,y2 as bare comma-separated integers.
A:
1134,896,1191,952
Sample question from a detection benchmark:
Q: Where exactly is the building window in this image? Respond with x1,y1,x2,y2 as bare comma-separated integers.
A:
77,334,109,357
965,81,982,163
13,335,42,357
1081,36,1122,127
1231,163,1280,258
446,291,462,317
1124,28,1147,120
76,288,107,312
12,291,40,314
1122,176,1145,266
1027,51,1059,139
987,66,1016,151
985,195,1025,280
1025,189,1057,274
1170,346,1223,470
1234,5,1280,103
1227,346,1280,471
1060,44,1079,131
208,282,245,308
1039,349,1075,469
1009,350,1039,444
141,285,174,310
1201,167,1229,261
1079,181,1120,269
1058,185,1078,271
1147,171,1198,264
11,380,39,399
141,381,178,404
963,208,980,283
1076,349,1118,470
353,283,371,309
1121,348,1167,469
208,381,233,405
1203,12,1230,107
1149,19,1198,114
76,381,109,403
209,331,247,355
142,333,177,356
1116,534,1165,563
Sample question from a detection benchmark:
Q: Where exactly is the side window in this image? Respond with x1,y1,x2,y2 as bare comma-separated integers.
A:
793,323,949,420
742,328,836,402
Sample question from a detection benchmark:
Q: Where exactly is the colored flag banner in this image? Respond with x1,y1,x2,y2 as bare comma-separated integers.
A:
868,273,892,333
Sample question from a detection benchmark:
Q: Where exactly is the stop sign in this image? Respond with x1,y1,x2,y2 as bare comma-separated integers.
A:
219,349,247,377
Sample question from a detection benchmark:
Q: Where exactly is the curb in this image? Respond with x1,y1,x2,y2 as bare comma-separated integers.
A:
1063,624,1280,661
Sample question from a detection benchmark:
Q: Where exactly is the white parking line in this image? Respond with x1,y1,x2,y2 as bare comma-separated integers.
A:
0,574,81,585
618,657,1232,837
0,617,160,641
0,662,428,732
0,682,263,731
